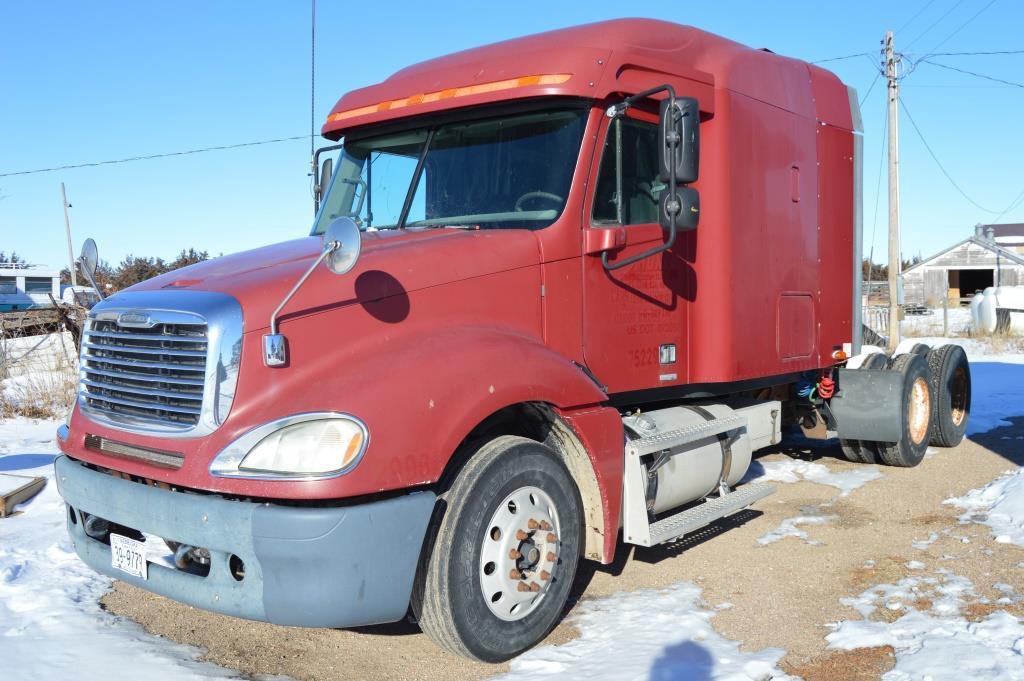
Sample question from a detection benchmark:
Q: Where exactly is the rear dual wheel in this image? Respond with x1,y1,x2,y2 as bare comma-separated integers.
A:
413,436,582,662
926,344,971,447
840,352,933,467
877,353,933,467
840,352,888,464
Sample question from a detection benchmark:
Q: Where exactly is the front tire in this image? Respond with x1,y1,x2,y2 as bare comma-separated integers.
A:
413,436,582,662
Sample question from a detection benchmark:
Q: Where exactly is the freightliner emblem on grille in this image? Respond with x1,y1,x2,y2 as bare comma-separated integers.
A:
117,311,153,327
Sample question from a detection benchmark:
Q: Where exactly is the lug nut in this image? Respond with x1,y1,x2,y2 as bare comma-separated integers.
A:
539,570,551,581
530,582,541,592
546,533,557,543
516,529,528,541
509,569,522,580
528,519,540,530
546,551,557,562
508,549,521,560
517,582,531,592
539,520,552,531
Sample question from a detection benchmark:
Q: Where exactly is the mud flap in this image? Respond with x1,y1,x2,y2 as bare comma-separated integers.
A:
831,368,904,442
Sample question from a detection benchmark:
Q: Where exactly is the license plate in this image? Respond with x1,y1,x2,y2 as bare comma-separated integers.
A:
110,533,148,580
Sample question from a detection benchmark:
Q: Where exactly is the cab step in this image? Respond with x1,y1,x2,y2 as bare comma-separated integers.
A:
640,483,775,546
627,413,747,457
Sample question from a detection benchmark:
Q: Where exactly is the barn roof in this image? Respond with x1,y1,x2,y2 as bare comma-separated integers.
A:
903,235,1024,274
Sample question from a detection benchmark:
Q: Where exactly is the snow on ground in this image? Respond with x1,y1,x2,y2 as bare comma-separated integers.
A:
745,458,883,497
0,418,240,680
500,582,795,681
757,513,836,546
827,570,1024,680
899,306,972,337
946,469,1024,547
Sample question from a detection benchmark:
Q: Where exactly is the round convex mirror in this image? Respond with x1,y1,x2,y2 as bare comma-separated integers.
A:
79,238,99,278
323,217,362,275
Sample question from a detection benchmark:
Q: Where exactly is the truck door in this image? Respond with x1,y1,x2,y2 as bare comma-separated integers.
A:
581,108,692,394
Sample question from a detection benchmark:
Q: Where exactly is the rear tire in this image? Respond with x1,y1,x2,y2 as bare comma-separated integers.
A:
412,436,582,662
840,352,888,464
926,344,971,447
877,353,933,467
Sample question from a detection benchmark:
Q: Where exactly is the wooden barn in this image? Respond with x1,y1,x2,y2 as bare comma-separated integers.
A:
903,225,1024,306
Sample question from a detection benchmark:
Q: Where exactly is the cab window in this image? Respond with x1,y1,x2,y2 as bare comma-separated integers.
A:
592,117,663,226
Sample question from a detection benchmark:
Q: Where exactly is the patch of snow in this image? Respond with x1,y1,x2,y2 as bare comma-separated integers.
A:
946,468,1024,548
757,514,836,545
501,583,795,680
905,560,926,570
0,417,238,679
746,458,882,496
829,572,1024,680
912,532,939,550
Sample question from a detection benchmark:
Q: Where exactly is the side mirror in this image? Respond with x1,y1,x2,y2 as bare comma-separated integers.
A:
315,157,333,210
322,217,362,275
78,238,105,300
79,238,98,279
659,97,699,184
659,187,700,232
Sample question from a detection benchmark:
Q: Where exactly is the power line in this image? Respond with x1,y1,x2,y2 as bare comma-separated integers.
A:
0,135,313,178
859,71,883,106
899,96,1011,214
919,59,1024,88
920,0,1000,58
927,49,1024,56
811,52,870,64
905,0,967,49
897,0,941,33
867,103,889,268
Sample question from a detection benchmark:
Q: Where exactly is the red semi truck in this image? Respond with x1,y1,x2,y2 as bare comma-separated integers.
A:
56,19,971,661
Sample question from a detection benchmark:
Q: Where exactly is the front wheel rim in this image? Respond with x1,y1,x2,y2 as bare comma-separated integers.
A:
478,485,561,622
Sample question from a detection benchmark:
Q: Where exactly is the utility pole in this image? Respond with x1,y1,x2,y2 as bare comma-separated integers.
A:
60,182,77,286
885,31,901,352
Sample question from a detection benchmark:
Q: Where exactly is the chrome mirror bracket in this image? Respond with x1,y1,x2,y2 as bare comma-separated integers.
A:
262,241,339,367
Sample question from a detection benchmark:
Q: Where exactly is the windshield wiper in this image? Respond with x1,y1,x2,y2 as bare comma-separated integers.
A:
407,223,481,230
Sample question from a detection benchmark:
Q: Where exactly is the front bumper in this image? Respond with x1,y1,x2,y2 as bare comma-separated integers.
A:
55,455,435,627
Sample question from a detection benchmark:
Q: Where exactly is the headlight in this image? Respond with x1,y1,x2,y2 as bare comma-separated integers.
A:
210,413,368,480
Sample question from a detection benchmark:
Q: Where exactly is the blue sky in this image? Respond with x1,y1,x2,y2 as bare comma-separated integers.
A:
1,1,1022,270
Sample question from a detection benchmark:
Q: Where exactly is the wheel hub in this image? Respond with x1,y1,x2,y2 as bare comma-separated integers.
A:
479,486,561,621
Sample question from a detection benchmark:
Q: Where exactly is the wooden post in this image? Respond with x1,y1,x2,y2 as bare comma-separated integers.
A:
885,31,902,352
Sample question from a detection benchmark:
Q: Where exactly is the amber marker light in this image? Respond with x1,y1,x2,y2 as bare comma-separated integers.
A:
327,74,573,123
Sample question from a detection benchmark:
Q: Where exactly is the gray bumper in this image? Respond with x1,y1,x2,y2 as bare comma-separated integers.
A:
55,455,435,628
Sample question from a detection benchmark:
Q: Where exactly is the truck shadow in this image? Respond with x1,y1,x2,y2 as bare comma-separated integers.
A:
571,509,763,595
648,640,715,681
967,416,1024,466
0,453,57,471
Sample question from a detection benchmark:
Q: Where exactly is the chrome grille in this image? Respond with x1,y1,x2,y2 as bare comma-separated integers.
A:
81,319,208,427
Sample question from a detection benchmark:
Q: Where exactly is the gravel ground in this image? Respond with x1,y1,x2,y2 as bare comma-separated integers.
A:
101,419,1024,680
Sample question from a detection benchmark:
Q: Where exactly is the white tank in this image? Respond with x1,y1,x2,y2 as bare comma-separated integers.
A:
969,291,985,332
978,287,998,333
625,404,753,515
994,285,1024,332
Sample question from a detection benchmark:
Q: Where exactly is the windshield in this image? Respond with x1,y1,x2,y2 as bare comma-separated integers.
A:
312,108,587,233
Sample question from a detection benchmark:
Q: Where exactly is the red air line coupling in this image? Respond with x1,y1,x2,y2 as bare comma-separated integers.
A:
818,375,835,399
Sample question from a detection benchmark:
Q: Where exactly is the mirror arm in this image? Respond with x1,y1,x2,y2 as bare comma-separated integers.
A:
269,241,339,335
76,258,106,301
602,83,680,271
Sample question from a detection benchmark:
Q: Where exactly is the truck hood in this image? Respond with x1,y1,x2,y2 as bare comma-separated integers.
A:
128,228,542,332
